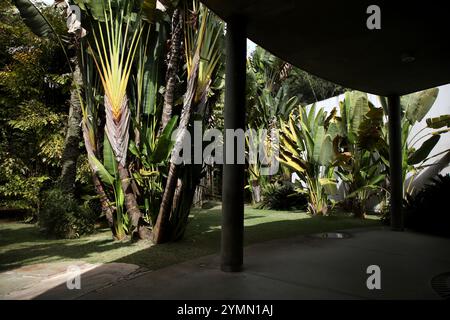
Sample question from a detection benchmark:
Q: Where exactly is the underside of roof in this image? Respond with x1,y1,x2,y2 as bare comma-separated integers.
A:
201,0,450,96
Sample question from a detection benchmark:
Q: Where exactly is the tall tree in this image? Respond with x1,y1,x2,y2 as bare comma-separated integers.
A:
90,2,151,239
12,0,85,196
153,1,224,243
59,50,82,194
160,7,184,133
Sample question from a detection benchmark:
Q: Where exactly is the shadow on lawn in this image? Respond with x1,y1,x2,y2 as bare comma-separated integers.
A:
0,223,135,272
0,209,379,274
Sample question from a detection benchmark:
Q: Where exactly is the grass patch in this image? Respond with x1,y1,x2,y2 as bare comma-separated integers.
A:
0,204,380,271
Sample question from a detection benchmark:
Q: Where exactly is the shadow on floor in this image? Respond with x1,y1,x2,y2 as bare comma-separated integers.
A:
33,228,450,300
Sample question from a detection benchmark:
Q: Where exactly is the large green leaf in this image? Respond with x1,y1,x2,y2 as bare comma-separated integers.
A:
278,154,306,173
347,91,369,143
319,135,334,165
73,0,108,21
142,59,159,115
13,0,52,37
150,115,179,163
89,155,114,186
368,173,385,186
312,126,325,163
402,88,439,125
319,178,337,195
408,135,441,165
357,105,384,150
141,22,167,115
103,135,118,176
142,0,157,23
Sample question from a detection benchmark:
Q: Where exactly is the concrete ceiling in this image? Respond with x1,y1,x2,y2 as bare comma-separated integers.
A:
201,0,450,96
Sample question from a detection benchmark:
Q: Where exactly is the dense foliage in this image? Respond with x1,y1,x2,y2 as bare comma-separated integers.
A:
38,188,96,238
0,2,74,215
259,182,307,211
403,174,450,237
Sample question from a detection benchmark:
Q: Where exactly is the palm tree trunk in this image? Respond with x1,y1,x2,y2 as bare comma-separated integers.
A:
159,8,183,134
60,58,82,194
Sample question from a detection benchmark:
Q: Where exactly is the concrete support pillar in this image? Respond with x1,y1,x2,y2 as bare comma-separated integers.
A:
221,17,246,272
387,94,404,231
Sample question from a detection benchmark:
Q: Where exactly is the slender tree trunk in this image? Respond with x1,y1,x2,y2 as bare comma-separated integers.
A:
91,173,115,232
193,178,205,208
251,180,261,203
152,54,200,244
118,163,152,240
60,59,82,194
159,8,183,134
153,162,178,243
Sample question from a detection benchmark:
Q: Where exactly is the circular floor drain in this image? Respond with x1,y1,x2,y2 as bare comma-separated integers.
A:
431,272,450,299
309,232,351,239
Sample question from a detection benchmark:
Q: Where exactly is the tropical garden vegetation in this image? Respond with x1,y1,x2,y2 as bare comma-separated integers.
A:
1,0,449,249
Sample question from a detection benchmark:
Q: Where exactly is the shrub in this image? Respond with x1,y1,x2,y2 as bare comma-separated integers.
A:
259,182,308,210
403,174,450,237
39,188,96,239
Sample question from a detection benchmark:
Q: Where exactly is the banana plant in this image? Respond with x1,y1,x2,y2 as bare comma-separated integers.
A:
12,0,52,37
331,91,386,217
379,88,450,195
279,104,337,215
245,127,269,204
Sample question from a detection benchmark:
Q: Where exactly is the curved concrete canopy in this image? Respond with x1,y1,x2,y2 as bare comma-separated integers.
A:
201,0,450,96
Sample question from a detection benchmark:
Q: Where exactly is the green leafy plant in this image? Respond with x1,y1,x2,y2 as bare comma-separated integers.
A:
1,1,71,219
331,91,387,217
379,88,450,195
258,182,307,210
279,104,337,215
39,188,96,239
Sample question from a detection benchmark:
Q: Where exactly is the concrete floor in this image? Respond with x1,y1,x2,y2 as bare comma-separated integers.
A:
0,262,143,300
32,227,450,300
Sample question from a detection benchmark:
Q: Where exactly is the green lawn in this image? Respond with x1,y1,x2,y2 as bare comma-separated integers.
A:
0,204,380,272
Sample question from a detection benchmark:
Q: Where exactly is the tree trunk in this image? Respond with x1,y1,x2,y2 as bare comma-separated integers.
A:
59,59,82,194
251,180,261,203
118,163,152,240
193,180,204,208
152,53,200,244
353,199,367,219
152,162,178,243
91,172,115,234
169,168,199,241
159,8,183,134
